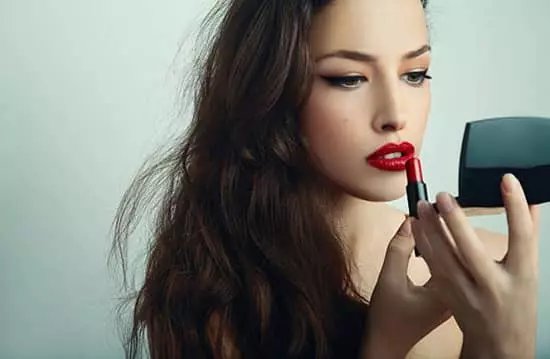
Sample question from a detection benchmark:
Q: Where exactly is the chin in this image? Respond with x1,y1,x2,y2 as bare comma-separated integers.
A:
353,188,406,202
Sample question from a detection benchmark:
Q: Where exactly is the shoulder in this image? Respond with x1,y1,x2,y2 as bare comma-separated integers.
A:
474,227,508,260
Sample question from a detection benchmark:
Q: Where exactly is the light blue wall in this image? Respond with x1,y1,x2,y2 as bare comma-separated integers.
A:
1,0,549,357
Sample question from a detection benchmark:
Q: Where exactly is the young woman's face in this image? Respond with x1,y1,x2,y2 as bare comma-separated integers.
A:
301,0,431,202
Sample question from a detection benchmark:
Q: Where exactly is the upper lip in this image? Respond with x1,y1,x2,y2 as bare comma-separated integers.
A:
367,141,415,159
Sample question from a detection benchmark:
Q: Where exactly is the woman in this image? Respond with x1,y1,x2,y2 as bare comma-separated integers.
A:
112,0,540,358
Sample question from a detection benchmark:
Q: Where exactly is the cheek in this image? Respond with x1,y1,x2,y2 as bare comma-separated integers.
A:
299,82,432,169
409,88,431,148
299,85,369,163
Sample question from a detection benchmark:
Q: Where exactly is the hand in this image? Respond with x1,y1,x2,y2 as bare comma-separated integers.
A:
412,174,540,359
362,217,451,359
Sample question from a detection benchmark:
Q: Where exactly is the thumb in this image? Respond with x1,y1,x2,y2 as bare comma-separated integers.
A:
379,217,415,286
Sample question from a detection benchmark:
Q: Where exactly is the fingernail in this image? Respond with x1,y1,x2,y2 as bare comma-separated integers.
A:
397,218,412,237
502,173,519,194
436,192,456,214
417,200,432,218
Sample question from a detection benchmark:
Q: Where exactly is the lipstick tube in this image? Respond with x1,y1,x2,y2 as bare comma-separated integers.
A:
405,157,428,256
406,157,429,218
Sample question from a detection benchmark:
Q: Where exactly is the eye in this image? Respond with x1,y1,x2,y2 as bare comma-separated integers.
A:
321,75,367,89
402,70,432,86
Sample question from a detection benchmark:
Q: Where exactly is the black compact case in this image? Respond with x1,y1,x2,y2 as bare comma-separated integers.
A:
455,116,550,208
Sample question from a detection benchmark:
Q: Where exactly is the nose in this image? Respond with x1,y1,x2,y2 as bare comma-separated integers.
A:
371,83,406,134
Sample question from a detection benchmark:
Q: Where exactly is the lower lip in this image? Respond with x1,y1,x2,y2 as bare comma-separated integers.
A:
367,153,415,171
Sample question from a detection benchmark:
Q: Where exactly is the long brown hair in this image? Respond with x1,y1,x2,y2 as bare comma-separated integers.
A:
111,0,427,358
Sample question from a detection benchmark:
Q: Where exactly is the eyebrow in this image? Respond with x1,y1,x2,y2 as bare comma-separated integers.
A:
315,44,431,63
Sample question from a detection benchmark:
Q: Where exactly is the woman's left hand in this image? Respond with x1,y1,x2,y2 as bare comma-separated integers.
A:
412,174,540,359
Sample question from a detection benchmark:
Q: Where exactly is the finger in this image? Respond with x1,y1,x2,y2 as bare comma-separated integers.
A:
417,201,475,290
530,205,540,237
415,277,452,327
422,274,470,326
502,174,538,274
412,217,435,271
378,217,415,288
412,215,453,284
434,192,497,284
421,276,450,305
412,222,459,315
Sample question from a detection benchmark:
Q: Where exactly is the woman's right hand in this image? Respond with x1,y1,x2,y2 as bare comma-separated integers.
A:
362,217,451,358
412,174,540,359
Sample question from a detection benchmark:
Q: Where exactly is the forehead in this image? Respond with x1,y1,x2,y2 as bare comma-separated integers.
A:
309,0,429,58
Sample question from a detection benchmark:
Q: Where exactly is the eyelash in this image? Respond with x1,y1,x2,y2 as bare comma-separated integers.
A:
321,70,432,89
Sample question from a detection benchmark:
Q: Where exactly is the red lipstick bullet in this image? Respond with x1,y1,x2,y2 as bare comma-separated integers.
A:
406,157,429,257
406,157,424,183
406,157,428,218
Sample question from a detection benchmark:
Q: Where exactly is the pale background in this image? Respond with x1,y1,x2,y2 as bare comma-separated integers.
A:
1,0,549,358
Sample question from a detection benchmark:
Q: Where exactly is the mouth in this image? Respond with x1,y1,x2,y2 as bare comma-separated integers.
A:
366,142,415,171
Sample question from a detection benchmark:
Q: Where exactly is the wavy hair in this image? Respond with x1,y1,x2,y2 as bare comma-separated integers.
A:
111,0,428,358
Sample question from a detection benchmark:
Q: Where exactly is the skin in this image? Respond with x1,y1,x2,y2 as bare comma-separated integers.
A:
413,179,539,359
300,0,523,357
302,0,430,203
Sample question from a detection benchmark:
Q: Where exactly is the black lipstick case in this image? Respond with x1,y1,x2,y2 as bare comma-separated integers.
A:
455,116,550,209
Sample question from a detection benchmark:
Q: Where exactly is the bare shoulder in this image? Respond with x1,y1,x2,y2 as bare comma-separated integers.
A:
474,227,508,260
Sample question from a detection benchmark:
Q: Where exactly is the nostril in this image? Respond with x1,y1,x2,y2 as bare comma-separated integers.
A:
382,124,396,131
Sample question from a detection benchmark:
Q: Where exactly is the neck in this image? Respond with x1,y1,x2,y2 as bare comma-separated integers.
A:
334,195,400,253
331,193,406,297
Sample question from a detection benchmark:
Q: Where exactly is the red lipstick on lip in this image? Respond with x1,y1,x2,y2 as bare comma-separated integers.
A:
406,157,429,257
366,142,415,171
